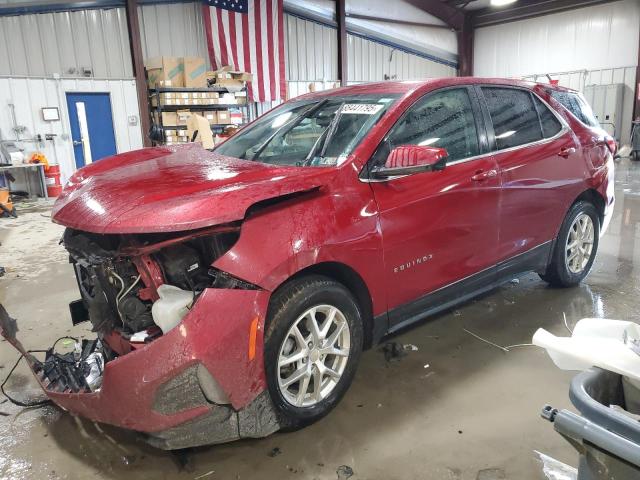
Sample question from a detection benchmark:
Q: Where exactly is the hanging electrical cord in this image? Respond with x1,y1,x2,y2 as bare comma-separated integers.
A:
1,352,49,408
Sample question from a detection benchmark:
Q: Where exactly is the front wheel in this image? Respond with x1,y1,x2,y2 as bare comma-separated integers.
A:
264,275,363,429
540,201,600,287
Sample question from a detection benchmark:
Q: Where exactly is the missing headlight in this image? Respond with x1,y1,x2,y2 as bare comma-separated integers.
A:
208,268,258,290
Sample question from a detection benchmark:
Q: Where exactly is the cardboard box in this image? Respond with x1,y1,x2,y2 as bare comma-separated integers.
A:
156,112,178,127
217,110,230,124
219,93,237,105
146,57,184,88
152,96,177,107
176,110,192,126
183,57,207,88
203,111,218,125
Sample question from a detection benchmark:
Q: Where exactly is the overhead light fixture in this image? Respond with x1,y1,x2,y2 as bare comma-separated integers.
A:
490,0,517,6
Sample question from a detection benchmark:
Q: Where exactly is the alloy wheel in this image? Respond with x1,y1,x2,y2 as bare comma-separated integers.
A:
565,213,595,274
277,304,351,407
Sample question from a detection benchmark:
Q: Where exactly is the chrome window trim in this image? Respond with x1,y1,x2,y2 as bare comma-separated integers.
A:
361,87,571,183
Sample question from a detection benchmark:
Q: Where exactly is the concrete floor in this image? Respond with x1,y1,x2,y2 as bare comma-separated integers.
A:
1,158,639,480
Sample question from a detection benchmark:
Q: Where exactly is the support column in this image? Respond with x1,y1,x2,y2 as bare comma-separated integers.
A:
336,0,347,87
125,0,151,147
633,25,640,123
457,14,473,77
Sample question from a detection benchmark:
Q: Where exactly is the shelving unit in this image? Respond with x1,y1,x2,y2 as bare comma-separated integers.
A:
148,86,249,145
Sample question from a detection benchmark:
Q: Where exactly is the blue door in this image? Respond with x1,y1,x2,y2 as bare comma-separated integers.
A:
66,92,117,168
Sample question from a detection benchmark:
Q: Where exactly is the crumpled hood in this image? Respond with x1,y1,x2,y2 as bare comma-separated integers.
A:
52,144,331,234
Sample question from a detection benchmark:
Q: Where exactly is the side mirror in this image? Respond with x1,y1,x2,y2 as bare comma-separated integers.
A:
372,145,448,178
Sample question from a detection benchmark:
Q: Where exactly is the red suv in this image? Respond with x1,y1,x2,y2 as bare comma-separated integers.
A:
1,78,615,449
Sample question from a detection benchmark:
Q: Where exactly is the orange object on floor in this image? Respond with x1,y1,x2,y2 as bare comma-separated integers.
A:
45,164,62,197
0,188,16,217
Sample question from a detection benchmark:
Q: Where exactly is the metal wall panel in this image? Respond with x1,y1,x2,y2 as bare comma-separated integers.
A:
347,33,456,83
0,2,209,78
285,13,337,82
284,12,455,100
138,2,210,66
0,77,143,184
0,8,132,77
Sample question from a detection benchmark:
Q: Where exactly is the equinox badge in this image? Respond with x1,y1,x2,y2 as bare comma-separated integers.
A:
393,254,433,273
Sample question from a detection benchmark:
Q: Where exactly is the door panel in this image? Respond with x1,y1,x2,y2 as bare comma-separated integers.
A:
493,133,579,261
370,157,501,315
478,86,580,261
366,86,500,319
66,93,117,169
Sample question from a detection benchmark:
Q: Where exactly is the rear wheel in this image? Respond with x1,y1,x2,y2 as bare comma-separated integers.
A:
264,275,363,429
540,201,600,287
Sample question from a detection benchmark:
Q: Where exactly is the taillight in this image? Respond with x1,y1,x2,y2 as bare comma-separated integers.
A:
605,136,617,155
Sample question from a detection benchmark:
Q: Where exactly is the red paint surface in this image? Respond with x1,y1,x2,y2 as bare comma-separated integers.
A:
24,78,613,436
51,145,332,234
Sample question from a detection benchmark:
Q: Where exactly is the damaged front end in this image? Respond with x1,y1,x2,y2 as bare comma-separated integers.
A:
0,224,281,449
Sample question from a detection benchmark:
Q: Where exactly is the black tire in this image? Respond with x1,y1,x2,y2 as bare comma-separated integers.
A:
264,275,363,429
540,201,600,287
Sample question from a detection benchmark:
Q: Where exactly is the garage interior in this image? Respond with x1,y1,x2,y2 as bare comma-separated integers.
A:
1,0,640,478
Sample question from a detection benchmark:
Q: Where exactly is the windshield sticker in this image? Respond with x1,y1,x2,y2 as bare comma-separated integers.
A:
341,104,384,115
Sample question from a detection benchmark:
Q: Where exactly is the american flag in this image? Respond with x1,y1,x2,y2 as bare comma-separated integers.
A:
202,0,286,103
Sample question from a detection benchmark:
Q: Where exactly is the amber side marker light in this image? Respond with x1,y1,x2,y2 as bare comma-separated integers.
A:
248,317,259,360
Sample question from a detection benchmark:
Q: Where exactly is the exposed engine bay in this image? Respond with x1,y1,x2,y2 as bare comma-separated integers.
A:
39,223,249,394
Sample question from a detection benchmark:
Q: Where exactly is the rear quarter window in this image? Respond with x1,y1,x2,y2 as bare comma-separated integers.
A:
550,90,599,128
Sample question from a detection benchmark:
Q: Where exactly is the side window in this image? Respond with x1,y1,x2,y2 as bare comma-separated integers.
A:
373,88,480,166
481,87,543,150
533,96,562,138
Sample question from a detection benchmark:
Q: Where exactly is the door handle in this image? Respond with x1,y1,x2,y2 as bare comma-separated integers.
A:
558,147,576,158
471,169,497,181
73,140,82,146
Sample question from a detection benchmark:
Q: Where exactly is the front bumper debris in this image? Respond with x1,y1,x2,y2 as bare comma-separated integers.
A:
0,289,282,450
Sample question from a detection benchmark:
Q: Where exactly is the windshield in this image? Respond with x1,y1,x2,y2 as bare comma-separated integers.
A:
214,94,399,167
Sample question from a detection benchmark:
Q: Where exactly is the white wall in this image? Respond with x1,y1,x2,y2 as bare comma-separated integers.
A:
473,0,640,143
0,8,132,78
0,77,143,185
138,2,210,66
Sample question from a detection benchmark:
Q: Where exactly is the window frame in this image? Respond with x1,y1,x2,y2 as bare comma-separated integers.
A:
360,85,489,181
475,85,570,155
532,94,563,139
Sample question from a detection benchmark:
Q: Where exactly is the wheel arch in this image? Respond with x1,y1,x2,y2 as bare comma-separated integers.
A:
573,188,606,224
274,261,376,350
